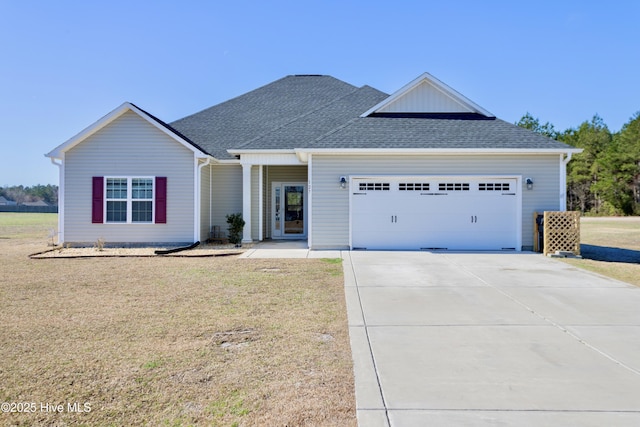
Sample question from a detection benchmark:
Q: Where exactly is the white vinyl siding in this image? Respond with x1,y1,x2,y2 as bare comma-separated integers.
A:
200,165,212,241
64,110,195,244
310,154,560,250
210,164,243,239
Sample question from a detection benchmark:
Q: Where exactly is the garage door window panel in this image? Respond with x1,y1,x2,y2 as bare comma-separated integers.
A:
439,182,470,191
479,182,511,191
359,182,390,191
399,182,430,191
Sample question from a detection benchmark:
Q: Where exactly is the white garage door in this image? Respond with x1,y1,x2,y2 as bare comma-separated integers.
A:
351,176,519,250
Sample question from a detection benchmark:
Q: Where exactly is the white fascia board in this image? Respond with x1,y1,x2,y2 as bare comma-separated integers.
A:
127,103,209,157
227,147,583,164
213,158,241,164
227,149,296,155
360,72,494,118
46,102,131,158
227,150,303,165
46,102,208,159
296,147,583,156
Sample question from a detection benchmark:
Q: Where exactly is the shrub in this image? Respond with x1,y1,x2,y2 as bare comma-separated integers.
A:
226,213,245,246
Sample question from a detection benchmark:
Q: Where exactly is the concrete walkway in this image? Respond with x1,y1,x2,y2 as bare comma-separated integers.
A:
238,240,342,259
343,251,640,426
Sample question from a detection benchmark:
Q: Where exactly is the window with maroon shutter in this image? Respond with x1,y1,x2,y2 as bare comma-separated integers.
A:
93,176,166,224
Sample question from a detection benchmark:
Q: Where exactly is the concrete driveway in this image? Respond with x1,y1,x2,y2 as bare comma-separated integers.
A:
343,251,640,426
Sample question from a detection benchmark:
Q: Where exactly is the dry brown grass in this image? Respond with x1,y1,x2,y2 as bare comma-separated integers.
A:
561,217,640,287
0,214,356,426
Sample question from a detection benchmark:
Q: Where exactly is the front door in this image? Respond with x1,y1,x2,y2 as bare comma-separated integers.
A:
272,182,306,238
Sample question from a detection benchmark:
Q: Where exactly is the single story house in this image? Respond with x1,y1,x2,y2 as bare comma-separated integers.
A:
46,73,580,250
0,196,17,206
21,200,50,207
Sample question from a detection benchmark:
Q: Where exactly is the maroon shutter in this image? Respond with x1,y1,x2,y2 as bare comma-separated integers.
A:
92,176,104,223
155,177,167,224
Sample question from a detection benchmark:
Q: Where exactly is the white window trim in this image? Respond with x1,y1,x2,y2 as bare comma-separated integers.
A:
104,176,156,224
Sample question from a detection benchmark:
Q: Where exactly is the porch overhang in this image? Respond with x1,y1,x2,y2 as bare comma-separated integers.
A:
227,150,305,165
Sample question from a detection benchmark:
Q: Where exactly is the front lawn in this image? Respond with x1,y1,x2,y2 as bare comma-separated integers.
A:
0,214,355,426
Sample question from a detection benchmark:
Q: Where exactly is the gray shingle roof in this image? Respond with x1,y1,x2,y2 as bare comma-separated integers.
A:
304,116,571,150
169,75,573,157
235,85,389,151
170,75,381,159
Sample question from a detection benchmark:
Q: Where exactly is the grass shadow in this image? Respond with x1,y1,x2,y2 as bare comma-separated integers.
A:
581,244,640,264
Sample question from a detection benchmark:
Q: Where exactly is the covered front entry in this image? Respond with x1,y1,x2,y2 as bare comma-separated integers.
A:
350,175,521,250
271,182,307,239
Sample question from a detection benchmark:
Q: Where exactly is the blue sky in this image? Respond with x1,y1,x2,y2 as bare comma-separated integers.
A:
1,1,638,186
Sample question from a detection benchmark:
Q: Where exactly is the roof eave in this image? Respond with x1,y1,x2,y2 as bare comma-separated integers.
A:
46,102,209,159
295,147,583,155
228,147,582,163
229,147,582,155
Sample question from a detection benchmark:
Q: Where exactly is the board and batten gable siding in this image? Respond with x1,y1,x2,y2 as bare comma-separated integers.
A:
378,81,471,114
64,110,196,244
310,154,561,250
210,164,243,238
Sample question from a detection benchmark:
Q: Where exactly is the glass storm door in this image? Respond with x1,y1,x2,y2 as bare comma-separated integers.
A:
272,182,306,238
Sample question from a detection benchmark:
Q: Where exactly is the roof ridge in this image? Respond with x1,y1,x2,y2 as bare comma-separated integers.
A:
231,85,364,149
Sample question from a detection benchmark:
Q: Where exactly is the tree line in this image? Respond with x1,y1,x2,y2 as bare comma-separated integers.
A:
0,184,58,205
517,112,640,215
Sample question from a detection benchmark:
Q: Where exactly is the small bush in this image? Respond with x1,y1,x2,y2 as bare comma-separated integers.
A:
94,237,106,251
226,213,245,246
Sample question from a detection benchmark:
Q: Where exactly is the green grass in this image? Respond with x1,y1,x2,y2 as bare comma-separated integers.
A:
0,212,57,226
0,212,57,239
561,217,640,287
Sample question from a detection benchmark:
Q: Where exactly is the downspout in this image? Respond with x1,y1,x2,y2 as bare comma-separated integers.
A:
195,157,211,242
209,162,213,240
49,156,64,244
560,152,573,211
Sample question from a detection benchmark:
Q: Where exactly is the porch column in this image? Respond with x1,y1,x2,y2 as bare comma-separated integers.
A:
242,163,252,243
258,165,263,241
